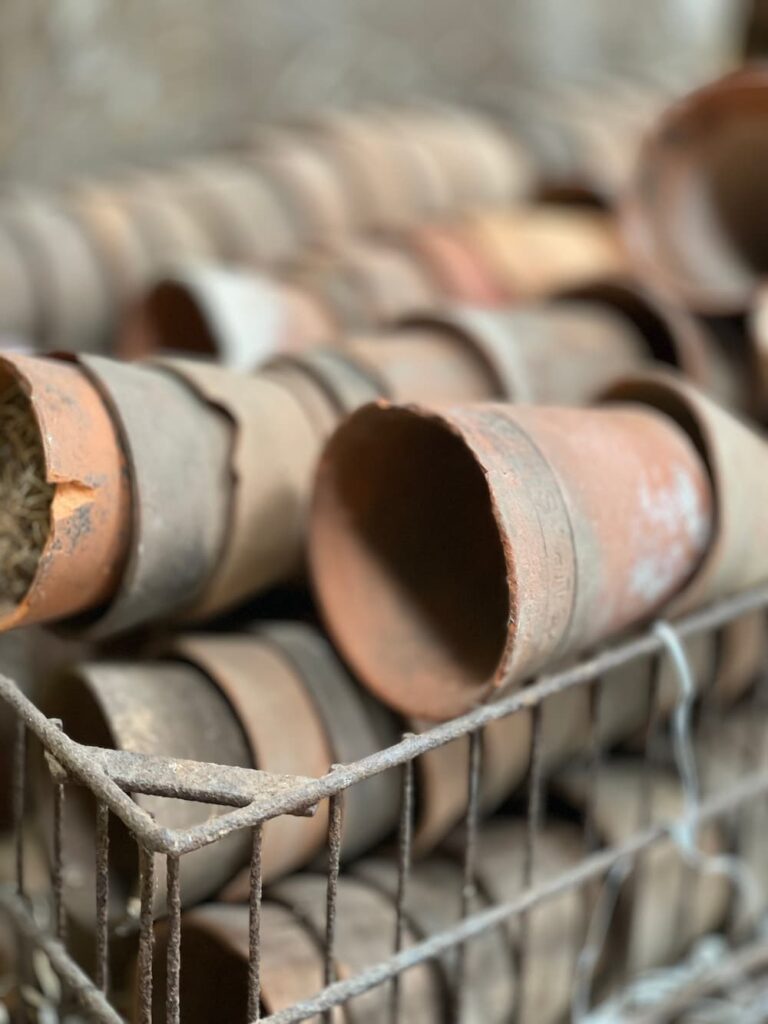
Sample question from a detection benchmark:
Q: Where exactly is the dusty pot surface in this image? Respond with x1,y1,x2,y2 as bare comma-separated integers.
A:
0,353,131,632
67,356,231,636
143,901,336,1024
468,206,628,300
269,873,443,1023
622,67,768,314
404,303,649,404
254,621,401,862
157,358,323,618
118,266,335,368
555,762,730,978
310,400,712,719
447,819,588,1024
173,634,333,889
353,854,515,1023
40,660,252,930
603,369,768,613
405,223,509,305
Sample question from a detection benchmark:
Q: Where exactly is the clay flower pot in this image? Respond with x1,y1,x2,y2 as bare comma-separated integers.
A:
555,762,729,978
143,901,336,1024
0,220,38,341
172,634,334,887
0,353,131,632
603,370,768,614
404,303,649,405
310,400,713,720
622,67,768,314
117,266,335,367
173,156,303,265
40,660,253,929
405,223,509,305
156,358,324,619
66,355,231,636
269,873,443,1023
353,855,515,1023
1,195,111,351
448,819,588,1024
113,176,216,266
467,206,628,300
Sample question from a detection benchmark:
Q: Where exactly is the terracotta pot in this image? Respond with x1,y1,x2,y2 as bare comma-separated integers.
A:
40,660,252,929
117,266,335,367
555,762,729,978
353,854,514,1023
558,279,746,410
372,109,454,217
405,223,509,305
263,349,381,425
113,177,216,266
156,358,323,618
697,710,768,908
269,873,442,1023
67,183,154,305
344,329,502,404
64,355,230,636
1,195,111,351
468,206,628,300
404,303,649,404
0,221,38,341
253,622,400,862
173,157,303,265
715,611,767,704
172,635,333,888
622,67,768,314
254,129,355,247
603,370,768,614
0,353,131,632
310,400,713,719
450,819,588,1024
311,111,417,232
143,901,336,1024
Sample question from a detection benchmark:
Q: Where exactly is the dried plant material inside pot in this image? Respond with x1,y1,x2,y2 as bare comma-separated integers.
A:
0,379,54,607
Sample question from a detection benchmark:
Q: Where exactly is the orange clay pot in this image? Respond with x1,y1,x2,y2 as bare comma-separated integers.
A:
405,223,509,305
0,353,131,632
310,400,713,720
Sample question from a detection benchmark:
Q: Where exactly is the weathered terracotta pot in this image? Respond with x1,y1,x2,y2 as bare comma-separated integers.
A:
40,660,252,929
603,370,768,614
117,267,335,367
254,129,355,247
67,183,154,304
697,710,768,907
0,353,131,632
310,400,713,719
449,819,588,1024
405,224,509,305
559,279,746,410
143,901,335,1024
253,622,400,863
0,220,38,341
468,206,628,300
114,177,216,265
65,355,230,636
555,763,729,978
172,635,333,888
1,195,111,351
173,156,302,265
372,109,454,216
156,358,323,618
404,303,649,404
269,873,443,1023
622,67,768,314
343,329,502,404
353,854,515,1023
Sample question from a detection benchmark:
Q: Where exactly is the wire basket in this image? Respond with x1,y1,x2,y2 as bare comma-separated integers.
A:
3,584,768,1024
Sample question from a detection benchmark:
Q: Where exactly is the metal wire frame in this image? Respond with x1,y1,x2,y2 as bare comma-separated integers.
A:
2,582,768,1024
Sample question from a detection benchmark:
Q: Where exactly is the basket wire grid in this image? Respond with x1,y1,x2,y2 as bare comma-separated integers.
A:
3,583,768,1024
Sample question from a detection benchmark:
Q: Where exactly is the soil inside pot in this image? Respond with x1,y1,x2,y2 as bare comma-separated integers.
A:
0,377,54,607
